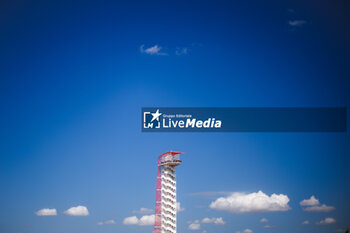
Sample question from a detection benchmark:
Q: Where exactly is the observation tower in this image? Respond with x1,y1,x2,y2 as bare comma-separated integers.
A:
154,151,183,233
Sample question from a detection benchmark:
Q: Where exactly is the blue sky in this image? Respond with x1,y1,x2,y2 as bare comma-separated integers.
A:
1,0,349,233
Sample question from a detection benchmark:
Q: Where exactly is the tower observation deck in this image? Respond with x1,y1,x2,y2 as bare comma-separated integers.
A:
154,151,183,233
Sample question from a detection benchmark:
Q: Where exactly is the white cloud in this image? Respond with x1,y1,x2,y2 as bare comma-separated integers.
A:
300,195,320,206
317,217,336,225
302,220,310,225
202,218,212,223
300,196,335,212
202,217,225,225
123,215,155,226
263,225,275,229
35,208,57,216
176,202,185,212
260,218,268,223
209,190,290,213
133,207,153,214
64,206,89,216
303,204,335,212
236,229,253,233
189,217,225,232
175,47,188,56
123,216,139,225
140,45,167,56
104,220,115,224
139,215,155,226
97,220,115,225
189,220,201,230
288,20,307,26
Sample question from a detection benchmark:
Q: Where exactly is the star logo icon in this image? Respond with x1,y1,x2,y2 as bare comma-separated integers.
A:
151,109,162,122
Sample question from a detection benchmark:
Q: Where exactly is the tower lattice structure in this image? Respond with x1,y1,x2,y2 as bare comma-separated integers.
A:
154,152,183,233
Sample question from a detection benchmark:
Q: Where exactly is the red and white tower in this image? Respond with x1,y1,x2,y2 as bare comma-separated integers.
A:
154,152,183,233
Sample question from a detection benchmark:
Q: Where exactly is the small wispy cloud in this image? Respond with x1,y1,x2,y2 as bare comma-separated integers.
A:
236,229,253,233
202,217,225,225
300,195,335,212
316,217,336,225
123,214,155,226
97,220,116,225
303,204,335,212
263,225,275,229
140,45,167,56
35,208,57,216
175,47,188,56
288,20,307,27
302,220,310,225
260,218,268,223
140,43,200,56
132,207,153,214
188,220,201,230
188,217,225,231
